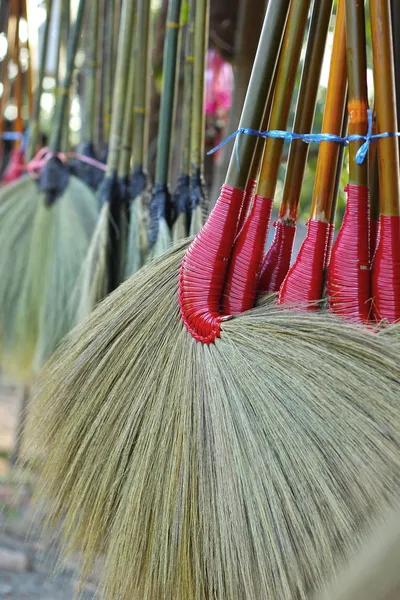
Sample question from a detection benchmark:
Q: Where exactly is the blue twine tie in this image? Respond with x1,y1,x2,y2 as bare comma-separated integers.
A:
0,132,24,141
208,109,400,170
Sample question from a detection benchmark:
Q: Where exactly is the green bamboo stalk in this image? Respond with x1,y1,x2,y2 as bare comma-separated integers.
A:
225,0,290,191
154,0,183,186
345,0,368,186
106,0,135,175
83,0,100,145
257,0,312,199
279,0,333,223
25,0,53,161
102,0,114,147
54,0,64,92
190,0,209,176
178,0,195,177
118,5,136,180
60,0,71,153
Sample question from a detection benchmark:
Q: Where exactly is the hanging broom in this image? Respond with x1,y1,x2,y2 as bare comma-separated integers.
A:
279,0,348,307
0,0,99,380
258,0,333,294
124,0,152,277
368,109,379,260
172,0,195,242
74,0,135,321
29,2,400,599
188,0,209,236
370,0,400,323
147,0,183,259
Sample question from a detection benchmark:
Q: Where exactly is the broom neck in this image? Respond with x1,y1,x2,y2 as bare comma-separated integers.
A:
257,0,311,200
83,0,100,146
118,21,136,179
310,0,347,222
106,0,135,175
190,0,209,178
178,0,195,176
345,0,368,186
49,0,85,153
26,0,53,161
132,0,152,172
370,0,400,216
279,0,333,223
154,0,183,186
225,0,290,191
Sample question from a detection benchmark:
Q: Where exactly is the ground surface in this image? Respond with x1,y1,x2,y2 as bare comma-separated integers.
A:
0,376,95,600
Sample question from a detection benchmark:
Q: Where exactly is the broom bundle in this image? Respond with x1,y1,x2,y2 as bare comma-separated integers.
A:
28,1,400,599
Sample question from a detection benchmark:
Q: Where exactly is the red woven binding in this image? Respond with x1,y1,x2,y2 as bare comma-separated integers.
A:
222,194,273,314
236,178,257,233
257,220,296,293
179,184,245,343
326,184,371,323
372,215,400,323
370,218,379,263
278,219,328,307
2,148,25,184
324,223,335,269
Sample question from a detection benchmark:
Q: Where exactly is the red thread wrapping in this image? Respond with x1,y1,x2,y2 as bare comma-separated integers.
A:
369,218,379,263
179,184,245,343
222,194,273,314
258,220,296,293
324,223,335,269
2,148,25,184
372,215,400,323
236,178,257,234
278,219,329,307
326,184,371,323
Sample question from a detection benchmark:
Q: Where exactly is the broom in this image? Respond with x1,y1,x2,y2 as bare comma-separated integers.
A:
188,0,209,236
0,0,99,380
258,0,333,294
370,0,400,323
124,0,152,277
147,0,183,259
74,0,135,321
279,0,347,307
29,2,400,599
326,0,370,323
317,508,400,600
172,0,195,243
368,109,379,260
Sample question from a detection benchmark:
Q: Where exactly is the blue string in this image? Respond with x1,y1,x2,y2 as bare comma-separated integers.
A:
208,109,400,170
0,132,24,141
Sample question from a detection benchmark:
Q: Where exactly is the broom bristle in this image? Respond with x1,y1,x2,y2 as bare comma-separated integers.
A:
189,203,203,236
29,240,400,600
1,175,98,380
146,216,172,261
317,509,400,600
172,212,189,244
125,191,149,277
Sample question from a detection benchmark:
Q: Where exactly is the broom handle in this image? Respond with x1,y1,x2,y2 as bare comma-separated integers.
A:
26,0,53,161
390,0,400,130
370,0,400,216
49,0,84,153
106,0,135,174
257,0,312,200
14,0,24,140
118,24,136,178
279,0,333,223
83,0,100,145
345,0,368,187
224,0,290,191
154,0,183,186
190,0,209,177
54,0,63,91
330,103,349,228
132,0,152,171
178,0,195,176
102,0,114,146
310,0,347,221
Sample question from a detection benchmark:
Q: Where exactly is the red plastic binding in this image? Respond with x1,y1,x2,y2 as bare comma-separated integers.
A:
324,223,335,269
179,184,245,343
369,218,379,264
326,184,371,323
371,215,400,323
278,219,329,307
222,194,273,314
2,148,25,184
258,220,296,293
236,178,257,233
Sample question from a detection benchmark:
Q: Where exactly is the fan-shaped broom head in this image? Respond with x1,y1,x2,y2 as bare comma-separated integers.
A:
172,173,191,243
29,234,400,600
147,184,173,260
125,167,150,277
